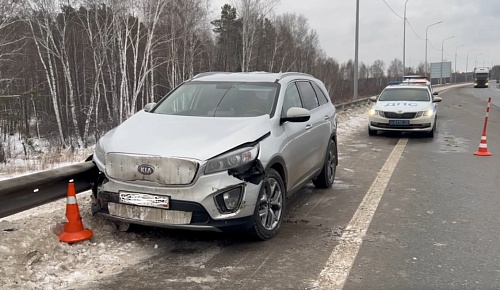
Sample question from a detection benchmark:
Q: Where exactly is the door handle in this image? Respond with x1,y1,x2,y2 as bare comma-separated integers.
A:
325,116,330,120
305,124,312,130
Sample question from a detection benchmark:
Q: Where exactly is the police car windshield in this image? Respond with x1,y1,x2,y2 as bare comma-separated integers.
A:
379,88,430,102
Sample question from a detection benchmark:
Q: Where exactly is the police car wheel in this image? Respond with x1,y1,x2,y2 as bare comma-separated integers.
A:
368,126,377,136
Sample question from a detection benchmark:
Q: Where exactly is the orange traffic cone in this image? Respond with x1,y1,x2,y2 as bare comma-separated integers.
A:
474,97,492,156
474,133,492,156
58,180,93,243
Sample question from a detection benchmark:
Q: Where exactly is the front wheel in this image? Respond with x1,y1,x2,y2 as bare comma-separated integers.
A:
313,139,337,189
248,169,285,240
368,126,377,136
428,117,437,138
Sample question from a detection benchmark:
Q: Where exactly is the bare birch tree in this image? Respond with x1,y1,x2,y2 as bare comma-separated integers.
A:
26,1,67,146
235,0,279,72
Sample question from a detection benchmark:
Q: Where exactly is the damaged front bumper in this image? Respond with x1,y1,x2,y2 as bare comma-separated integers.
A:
91,164,263,232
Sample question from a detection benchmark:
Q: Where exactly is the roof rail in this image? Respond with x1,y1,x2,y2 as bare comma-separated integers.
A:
274,72,313,82
192,71,228,79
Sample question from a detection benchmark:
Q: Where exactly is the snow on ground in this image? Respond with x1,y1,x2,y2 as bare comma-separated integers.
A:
0,104,370,290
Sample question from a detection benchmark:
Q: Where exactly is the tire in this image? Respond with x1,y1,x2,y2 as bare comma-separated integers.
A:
427,128,434,138
368,126,377,136
428,117,437,138
248,168,285,240
313,139,337,189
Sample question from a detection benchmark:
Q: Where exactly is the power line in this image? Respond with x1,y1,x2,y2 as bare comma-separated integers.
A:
406,18,424,40
381,0,403,19
428,40,440,52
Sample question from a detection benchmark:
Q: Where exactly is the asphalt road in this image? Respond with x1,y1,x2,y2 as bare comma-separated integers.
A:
82,84,500,290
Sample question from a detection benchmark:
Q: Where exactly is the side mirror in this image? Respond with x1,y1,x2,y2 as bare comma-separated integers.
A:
433,97,442,103
369,96,378,102
144,102,157,112
432,92,439,96
281,107,311,123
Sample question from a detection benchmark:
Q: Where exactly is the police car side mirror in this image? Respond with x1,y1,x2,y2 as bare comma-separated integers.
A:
369,96,378,102
433,97,442,103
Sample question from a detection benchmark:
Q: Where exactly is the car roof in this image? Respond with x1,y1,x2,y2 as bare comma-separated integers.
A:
190,71,315,83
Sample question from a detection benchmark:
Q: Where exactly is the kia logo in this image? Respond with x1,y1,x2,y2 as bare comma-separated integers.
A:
138,164,155,175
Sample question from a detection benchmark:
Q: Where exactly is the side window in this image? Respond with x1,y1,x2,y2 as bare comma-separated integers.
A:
282,83,303,117
311,82,330,105
297,81,319,110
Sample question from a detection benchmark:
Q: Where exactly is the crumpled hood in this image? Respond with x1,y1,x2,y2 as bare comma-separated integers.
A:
373,101,432,112
98,111,271,161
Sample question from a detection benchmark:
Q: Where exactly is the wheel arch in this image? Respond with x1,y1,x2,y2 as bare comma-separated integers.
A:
264,156,287,190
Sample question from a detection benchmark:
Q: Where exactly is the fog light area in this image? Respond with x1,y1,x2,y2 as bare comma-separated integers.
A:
214,186,244,213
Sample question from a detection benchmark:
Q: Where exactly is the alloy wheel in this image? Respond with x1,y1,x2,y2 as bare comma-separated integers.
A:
258,177,283,231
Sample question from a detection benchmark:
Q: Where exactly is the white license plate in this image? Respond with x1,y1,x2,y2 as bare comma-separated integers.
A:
119,192,170,209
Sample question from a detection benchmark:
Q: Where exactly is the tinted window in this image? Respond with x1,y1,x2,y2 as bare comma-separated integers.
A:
311,82,329,105
297,81,319,110
153,82,279,117
378,88,430,102
282,83,303,117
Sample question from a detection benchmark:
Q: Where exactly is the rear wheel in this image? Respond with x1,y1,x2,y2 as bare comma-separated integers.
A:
248,169,285,240
313,139,337,189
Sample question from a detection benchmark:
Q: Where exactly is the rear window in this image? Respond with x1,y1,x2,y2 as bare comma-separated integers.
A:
378,88,430,102
311,82,330,105
297,81,319,110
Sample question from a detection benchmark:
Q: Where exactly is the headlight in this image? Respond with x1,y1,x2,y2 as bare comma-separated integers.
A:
424,109,434,116
416,110,434,117
205,144,259,174
369,109,384,117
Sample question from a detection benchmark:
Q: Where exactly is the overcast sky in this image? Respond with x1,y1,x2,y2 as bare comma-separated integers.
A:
211,0,499,72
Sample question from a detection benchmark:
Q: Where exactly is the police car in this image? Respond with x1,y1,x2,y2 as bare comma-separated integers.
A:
368,84,441,137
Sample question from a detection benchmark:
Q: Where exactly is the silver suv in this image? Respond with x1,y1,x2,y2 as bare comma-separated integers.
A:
92,72,337,240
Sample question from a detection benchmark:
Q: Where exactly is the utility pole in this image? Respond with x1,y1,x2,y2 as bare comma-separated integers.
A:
402,0,409,79
425,21,443,79
454,44,465,83
466,49,475,82
441,36,454,85
353,0,359,100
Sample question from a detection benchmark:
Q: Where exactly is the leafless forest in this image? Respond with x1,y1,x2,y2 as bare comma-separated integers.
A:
0,0,436,163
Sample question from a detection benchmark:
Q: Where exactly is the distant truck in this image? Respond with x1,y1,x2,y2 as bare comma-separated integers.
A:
473,67,490,88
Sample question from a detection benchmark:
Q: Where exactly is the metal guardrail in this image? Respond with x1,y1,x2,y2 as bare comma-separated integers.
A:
335,96,371,110
0,161,98,218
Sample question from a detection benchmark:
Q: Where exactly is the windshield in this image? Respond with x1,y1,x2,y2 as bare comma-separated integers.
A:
153,81,279,117
475,73,489,80
378,88,430,102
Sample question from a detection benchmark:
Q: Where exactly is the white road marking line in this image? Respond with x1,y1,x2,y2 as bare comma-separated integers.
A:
314,138,408,290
